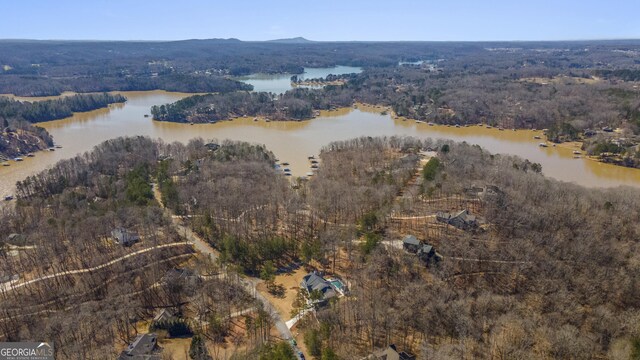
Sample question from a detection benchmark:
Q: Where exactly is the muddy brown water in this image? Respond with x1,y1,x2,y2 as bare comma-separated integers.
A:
235,65,362,94
2,90,640,198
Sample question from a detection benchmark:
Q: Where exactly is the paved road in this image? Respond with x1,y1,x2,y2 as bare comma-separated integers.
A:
239,277,293,340
152,183,293,340
152,183,219,258
285,308,313,330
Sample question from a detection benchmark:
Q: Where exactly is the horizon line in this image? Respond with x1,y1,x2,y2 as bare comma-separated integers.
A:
1,37,640,43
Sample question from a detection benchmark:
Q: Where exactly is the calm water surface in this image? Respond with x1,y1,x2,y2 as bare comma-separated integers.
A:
236,66,362,94
2,90,640,197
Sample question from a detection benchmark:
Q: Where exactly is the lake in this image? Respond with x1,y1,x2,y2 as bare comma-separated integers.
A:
2,90,640,198
235,66,362,94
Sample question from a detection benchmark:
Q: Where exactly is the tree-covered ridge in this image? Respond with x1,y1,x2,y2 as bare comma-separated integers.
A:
0,73,253,97
0,93,130,158
0,92,127,123
148,51,640,168
2,136,260,358
150,87,352,122
2,39,640,96
595,69,640,81
294,139,640,359
152,64,640,131
0,124,53,159
7,135,640,358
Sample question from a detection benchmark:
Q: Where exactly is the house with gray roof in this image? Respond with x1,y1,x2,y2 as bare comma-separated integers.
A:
204,142,220,151
152,309,175,324
118,333,161,360
436,209,478,231
6,233,28,246
402,235,420,253
111,227,140,246
301,273,336,304
417,244,437,264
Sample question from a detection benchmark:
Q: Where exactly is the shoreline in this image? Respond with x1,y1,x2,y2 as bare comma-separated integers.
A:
292,80,346,87
0,96,128,161
0,89,207,102
152,99,640,172
547,139,640,170
4,90,640,174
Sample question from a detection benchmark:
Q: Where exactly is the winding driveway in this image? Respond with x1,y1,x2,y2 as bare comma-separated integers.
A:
0,242,191,292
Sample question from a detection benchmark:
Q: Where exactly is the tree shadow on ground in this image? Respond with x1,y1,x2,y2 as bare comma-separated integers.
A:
268,283,286,298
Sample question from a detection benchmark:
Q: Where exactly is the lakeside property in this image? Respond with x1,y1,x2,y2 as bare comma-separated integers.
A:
2,90,640,200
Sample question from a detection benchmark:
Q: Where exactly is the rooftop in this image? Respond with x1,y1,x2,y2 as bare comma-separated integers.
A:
301,273,337,300
402,235,420,246
119,333,160,359
370,344,416,360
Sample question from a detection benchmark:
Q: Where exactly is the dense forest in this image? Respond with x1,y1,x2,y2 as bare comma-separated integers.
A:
3,37,640,359
5,135,640,358
2,137,278,359
3,39,640,140
2,39,640,96
296,138,640,359
0,73,252,97
150,88,352,122
143,39,640,167
0,93,126,123
0,93,126,159
152,68,640,130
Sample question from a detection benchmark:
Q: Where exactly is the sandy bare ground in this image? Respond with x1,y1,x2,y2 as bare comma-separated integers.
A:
159,308,257,360
256,267,307,322
161,337,191,359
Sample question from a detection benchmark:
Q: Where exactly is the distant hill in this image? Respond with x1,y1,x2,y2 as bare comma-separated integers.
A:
268,37,314,44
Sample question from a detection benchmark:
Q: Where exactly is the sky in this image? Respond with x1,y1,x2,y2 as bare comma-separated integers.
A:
0,0,638,41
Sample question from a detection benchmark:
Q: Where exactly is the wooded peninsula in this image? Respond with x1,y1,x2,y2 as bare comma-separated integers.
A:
3,135,640,359
0,93,126,159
